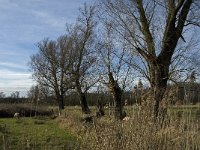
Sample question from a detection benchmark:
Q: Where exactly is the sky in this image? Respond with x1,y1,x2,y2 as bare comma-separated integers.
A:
0,0,94,97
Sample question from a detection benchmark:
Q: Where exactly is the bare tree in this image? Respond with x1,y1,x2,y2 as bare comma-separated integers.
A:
66,5,97,114
29,38,71,110
10,91,20,99
27,85,39,104
97,23,133,120
29,4,97,114
101,0,200,118
27,84,51,103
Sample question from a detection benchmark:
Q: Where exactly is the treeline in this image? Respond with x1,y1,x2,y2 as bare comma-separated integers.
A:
0,97,28,104
0,91,136,106
2,81,200,106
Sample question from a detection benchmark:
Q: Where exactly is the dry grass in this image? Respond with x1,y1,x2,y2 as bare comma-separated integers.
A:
59,106,200,150
1,103,200,149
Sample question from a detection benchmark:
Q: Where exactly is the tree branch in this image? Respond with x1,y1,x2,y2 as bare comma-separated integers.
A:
135,0,155,55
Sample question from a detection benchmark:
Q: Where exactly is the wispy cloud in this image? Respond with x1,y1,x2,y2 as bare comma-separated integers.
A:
0,62,25,70
0,50,18,56
31,10,66,29
0,69,34,95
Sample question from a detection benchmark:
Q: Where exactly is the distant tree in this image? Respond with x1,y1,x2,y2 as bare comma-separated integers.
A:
29,37,72,110
0,92,5,99
27,85,40,104
10,91,20,99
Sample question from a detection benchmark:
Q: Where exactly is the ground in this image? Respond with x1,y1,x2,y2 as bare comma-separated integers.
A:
0,117,77,150
1,104,200,150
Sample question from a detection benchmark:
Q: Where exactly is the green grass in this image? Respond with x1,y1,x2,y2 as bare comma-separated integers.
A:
0,117,78,150
1,105,200,150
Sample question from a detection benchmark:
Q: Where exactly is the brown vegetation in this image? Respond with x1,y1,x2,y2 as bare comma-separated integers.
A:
58,106,200,150
0,104,56,118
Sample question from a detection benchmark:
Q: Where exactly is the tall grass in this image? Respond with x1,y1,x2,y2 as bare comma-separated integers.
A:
1,94,200,149
59,104,200,150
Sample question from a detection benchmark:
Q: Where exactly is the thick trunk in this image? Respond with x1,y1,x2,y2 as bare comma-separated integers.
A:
79,91,91,114
114,92,123,120
58,95,64,110
153,84,167,118
108,72,125,120
75,79,90,114
96,99,105,117
149,63,169,119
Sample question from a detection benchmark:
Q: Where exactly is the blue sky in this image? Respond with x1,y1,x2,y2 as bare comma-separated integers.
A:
0,0,94,97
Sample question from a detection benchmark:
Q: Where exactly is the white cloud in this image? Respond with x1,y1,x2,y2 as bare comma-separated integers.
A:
0,70,31,80
0,69,34,95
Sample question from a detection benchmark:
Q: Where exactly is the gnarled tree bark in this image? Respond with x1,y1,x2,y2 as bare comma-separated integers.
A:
108,72,125,120
75,79,91,114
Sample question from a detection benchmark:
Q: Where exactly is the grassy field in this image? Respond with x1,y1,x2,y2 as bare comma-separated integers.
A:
0,117,77,150
1,104,200,149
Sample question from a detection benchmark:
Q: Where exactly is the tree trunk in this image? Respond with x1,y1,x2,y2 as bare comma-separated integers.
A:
79,91,91,114
75,79,91,114
108,72,125,120
150,63,169,119
114,93,123,120
58,95,65,110
152,84,167,118
58,98,64,110
96,98,105,117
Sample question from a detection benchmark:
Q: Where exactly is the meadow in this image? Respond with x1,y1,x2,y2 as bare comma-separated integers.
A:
0,104,78,150
1,104,200,149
